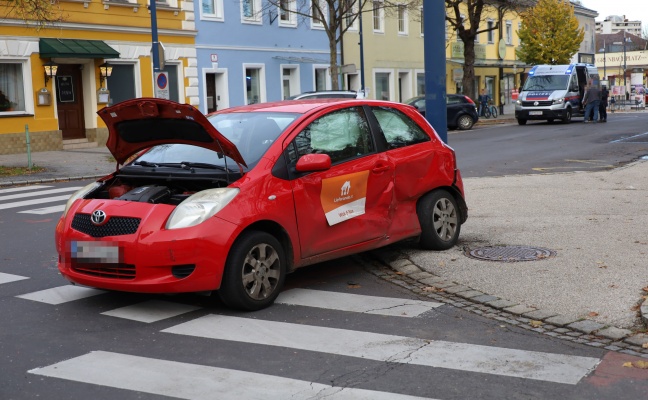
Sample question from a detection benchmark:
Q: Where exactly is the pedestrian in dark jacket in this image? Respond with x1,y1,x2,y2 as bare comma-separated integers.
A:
599,86,609,122
582,81,601,123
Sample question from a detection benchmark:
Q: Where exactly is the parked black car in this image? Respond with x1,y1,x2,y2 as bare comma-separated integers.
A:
404,94,479,130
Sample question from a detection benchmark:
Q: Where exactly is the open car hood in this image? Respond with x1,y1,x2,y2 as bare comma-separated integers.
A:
98,98,246,167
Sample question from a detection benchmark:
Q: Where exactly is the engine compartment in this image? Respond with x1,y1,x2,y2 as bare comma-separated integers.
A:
89,174,230,205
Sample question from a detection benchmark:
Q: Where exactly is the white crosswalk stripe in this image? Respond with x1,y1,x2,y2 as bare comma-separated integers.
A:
276,288,443,316
0,272,29,285
0,185,80,214
29,351,435,400
16,285,105,304
101,300,202,323
162,314,600,385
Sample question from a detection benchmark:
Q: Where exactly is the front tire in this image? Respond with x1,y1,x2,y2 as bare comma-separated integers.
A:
562,109,572,124
517,118,527,125
457,114,474,130
218,231,286,311
417,190,461,250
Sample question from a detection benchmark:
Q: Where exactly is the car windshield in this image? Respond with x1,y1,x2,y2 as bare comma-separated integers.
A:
133,112,299,170
523,75,570,91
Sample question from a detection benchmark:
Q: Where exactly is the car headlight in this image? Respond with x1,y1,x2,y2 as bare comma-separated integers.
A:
62,182,102,218
552,98,565,105
166,188,240,230
516,99,522,105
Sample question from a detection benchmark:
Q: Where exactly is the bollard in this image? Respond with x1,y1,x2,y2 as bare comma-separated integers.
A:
25,124,32,170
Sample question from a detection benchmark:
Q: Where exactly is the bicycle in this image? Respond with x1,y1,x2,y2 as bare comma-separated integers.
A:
481,100,498,118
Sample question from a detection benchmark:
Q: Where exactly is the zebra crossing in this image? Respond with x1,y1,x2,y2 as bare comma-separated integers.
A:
4,274,603,398
0,184,81,214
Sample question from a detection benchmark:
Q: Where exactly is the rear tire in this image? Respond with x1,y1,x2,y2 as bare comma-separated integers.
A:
218,231,286,311
517,118,527,125
490,106,498,118
417,190,461,250
457,114,474,130
483,107,491,118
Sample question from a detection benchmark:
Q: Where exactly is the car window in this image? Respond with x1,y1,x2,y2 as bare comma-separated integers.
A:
371,106,430,149
287,107,374,165
447,96,461,105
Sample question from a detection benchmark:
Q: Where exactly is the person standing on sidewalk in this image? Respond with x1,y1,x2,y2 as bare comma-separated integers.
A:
599,85,609,122
582,80,601,123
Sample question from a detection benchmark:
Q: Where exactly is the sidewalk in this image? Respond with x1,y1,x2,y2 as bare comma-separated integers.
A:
1,147,647,347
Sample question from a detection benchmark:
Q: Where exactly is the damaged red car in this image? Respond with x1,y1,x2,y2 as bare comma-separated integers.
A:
55,98,467,310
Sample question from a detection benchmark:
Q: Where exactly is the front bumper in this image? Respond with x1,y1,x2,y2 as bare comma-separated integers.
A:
55,200,240,293
515,108,568,120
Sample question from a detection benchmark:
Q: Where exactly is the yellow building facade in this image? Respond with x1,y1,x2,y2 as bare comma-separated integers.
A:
341,4,525,114
0,0,197,154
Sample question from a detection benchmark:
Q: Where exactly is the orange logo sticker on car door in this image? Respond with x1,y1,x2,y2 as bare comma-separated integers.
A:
320,170,369,226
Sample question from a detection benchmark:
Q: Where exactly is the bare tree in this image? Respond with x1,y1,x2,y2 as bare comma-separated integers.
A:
1,0,63,28
445,0,530,99
265,0,422,90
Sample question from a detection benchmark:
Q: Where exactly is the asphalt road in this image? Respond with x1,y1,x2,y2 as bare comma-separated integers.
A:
450,112,648,177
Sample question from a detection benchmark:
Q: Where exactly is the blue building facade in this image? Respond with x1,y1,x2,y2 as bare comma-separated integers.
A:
195,0,336,113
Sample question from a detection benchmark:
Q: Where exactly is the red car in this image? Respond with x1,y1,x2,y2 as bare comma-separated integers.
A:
55,98,467,310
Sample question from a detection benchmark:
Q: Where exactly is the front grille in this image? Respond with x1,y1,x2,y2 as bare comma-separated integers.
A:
522,100,552,107
71,262,136,279
72,214,141,238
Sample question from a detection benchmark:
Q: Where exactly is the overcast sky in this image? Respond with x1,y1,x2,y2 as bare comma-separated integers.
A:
580,0,648,32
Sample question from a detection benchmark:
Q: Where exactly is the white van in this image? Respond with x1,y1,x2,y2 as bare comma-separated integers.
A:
515,64,600,125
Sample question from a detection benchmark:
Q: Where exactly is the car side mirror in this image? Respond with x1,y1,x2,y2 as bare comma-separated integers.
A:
296,153,331,172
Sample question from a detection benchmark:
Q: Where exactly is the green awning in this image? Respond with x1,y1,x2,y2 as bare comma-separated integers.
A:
39,38,120,59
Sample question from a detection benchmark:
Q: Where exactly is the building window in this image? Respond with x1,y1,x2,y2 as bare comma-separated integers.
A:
0,62,26,113
422,7,425,36
282,66,299,99
397,5,408,35
373,1,384,33
518,22,522,45
344,0,358,30
106,64,136,106
416,72,425,96
279,0,296,26
245,67,262,105
506,21,512,45
375,71,391,100
311,0,324,28
487,19,494,43
314,67,328,91
201,0,223,21
241,0,261,23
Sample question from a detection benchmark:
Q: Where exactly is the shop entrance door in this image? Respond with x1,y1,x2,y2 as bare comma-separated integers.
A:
56,64,85,139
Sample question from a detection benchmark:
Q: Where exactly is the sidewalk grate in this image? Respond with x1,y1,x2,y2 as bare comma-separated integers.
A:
465,246,556,262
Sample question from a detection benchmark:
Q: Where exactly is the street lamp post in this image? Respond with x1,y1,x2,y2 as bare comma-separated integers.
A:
623,30,627,90
599,40,606,79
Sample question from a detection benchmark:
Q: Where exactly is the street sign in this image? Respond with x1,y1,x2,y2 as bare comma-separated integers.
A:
154,71,170,99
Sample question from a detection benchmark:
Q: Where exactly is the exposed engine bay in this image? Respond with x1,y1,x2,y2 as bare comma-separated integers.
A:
88,175,230,205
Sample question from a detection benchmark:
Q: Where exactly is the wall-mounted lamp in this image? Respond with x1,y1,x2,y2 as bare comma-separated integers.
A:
43,61,58,86
99,63,113,87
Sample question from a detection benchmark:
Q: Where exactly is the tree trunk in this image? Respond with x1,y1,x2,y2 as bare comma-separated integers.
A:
462,38,477,100
329,38,339,90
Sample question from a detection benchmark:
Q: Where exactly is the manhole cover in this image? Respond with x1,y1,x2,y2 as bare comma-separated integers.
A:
465,246,556,262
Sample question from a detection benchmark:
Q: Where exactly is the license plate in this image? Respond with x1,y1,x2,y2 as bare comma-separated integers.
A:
71,241,121,263
529,111,543,116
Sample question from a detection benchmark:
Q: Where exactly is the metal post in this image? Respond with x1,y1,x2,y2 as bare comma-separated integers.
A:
603,40,606,78
623,30,627,90
358,8,365,95
423,1,447,143
25,124,32,170
150,1,160,72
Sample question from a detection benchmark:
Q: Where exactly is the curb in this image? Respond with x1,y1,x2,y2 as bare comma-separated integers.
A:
0,174,106,188
357,249,648,357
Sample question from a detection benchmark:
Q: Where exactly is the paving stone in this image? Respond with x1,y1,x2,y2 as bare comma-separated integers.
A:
504,319,521,326
432,281,457,289
586,342,606,348
544,315,580,327
565,331,583,337
543,325,557,330
567,320,605,334
390,263,420,275
486,299,518,309
573,338,589,344
418,276,447,285
624,333,648,347
443,285,472,294
604,345,623,351
597,327,633,340
559,335,575,340
408,272,434,281
611,341,629,348
620,350,642,357
545,332,560,337
455,290,485,299
471,295,499,303
523,310,559,320
553,328,569,334
503,305,537,315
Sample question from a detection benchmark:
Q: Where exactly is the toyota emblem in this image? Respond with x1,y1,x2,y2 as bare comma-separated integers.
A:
533,101,539,106
91,210,107,225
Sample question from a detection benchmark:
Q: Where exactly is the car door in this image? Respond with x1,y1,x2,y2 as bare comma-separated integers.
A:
286,106,394,258
446,95,463,125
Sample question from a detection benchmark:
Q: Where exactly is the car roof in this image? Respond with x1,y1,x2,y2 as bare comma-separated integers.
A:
213,99,385,115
